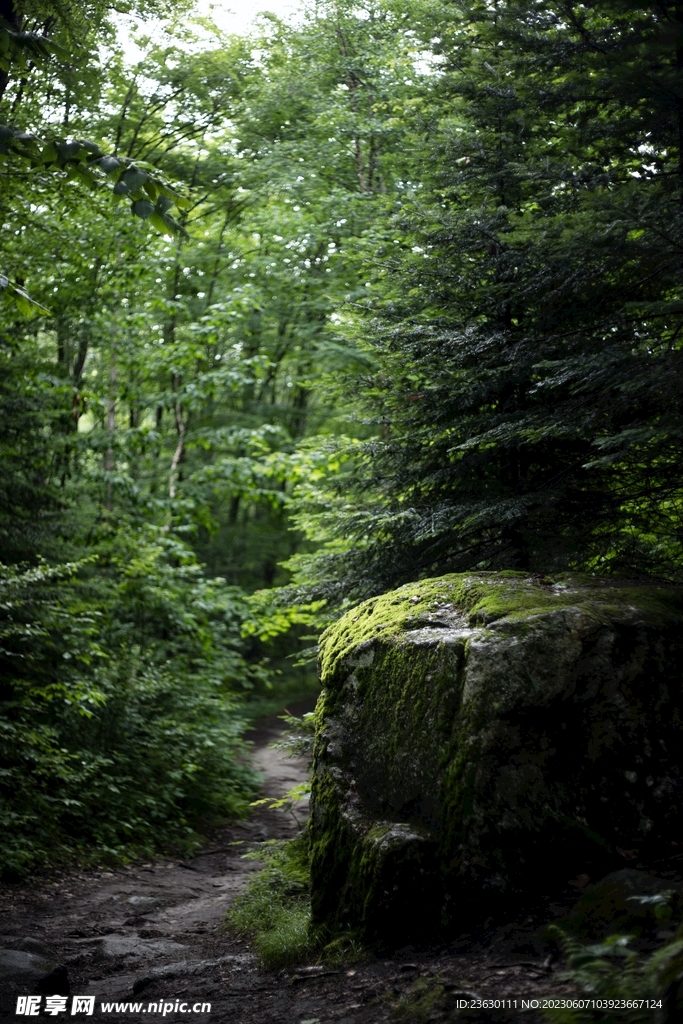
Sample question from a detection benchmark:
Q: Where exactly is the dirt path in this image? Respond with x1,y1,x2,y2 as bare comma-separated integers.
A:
0,704,577,1022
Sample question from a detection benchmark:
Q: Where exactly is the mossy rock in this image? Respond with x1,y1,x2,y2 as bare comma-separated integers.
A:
559,869,683,940
309,572,683,945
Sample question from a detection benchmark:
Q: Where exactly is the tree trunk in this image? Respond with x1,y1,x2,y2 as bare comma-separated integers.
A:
0,0,20,103
168,398,185,500
105,339,117,510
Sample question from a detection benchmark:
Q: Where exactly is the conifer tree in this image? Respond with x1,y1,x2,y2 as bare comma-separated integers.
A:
292,0,683,601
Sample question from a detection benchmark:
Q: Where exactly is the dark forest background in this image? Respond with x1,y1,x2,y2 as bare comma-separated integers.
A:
2,0,682,876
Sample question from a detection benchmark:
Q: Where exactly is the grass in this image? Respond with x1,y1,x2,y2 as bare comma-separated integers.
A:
392,978,453,1023
226,836,316,967
225,834,366,969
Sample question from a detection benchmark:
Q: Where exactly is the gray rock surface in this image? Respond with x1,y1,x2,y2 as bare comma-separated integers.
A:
101,936,188,959
131,955,242,994
16,939,51,957
0,947,69,1011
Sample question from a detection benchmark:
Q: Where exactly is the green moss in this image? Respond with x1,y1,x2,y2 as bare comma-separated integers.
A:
311,635,460,940
318,572,683,688
392,978,450,1023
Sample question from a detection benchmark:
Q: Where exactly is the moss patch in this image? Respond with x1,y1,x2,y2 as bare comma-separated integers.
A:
317,572,683,687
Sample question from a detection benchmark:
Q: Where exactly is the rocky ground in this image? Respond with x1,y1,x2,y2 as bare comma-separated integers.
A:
0,704,614,1023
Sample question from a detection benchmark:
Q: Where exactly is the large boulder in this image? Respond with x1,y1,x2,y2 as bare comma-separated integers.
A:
309,573,683,945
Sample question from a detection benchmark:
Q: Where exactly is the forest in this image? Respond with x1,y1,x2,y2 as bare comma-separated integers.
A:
3,0,683,1016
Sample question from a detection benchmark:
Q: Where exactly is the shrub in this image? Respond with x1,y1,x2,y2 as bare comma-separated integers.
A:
0,531,266,877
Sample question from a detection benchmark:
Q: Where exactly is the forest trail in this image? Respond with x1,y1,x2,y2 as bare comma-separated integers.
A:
0,703,575,1022
0,703,311,1016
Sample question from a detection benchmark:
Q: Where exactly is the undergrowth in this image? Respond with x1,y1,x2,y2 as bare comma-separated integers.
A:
391,978,455,1023
0,542,264,879
226,834,366,969
547,923,683,1023
227,711,365,970
226,835,315,967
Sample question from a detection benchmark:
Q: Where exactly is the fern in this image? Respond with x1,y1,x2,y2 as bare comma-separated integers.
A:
547,925,683,1023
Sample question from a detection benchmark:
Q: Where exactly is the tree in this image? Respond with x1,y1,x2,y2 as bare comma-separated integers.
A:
287,0,683,604
0,5,266,876
0,0,430,873
0,0,191,316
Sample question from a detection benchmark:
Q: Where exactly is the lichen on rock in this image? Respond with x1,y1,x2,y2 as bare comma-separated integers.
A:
309,572,683,945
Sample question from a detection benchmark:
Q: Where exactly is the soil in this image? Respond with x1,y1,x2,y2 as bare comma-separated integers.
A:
0,701,583,1023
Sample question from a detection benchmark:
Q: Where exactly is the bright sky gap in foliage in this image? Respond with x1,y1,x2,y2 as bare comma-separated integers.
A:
116,0,304,62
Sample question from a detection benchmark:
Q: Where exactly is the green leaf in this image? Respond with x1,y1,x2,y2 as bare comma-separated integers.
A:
56,140,82,163
76,140,101,157
122,167,148,193
40,141,58,165
168,191,191,211
132,198,155,220
149,210,187,238
149,211,169,233
155,182,191,210
66,163,96,188
96,155,121,174
0,277,51,317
